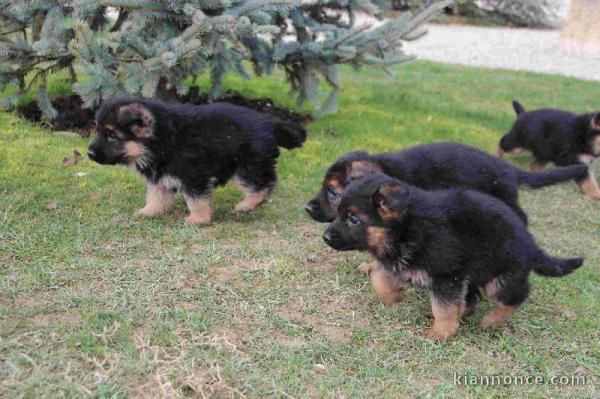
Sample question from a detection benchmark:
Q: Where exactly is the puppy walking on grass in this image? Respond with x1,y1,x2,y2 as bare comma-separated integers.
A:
87,98,306,225
498,100,600,199
305,142,588,226
322,173,583,340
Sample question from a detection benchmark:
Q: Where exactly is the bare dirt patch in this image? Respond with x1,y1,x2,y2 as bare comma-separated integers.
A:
293,221,322,240
29,310,82,327
14,291,55,309
276,296,365,343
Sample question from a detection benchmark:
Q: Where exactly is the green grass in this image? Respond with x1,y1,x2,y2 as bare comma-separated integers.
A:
1,61,599,398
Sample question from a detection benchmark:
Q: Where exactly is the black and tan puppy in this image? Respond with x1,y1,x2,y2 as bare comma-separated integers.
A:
306,142,588,225
498,101,600,199
323,173,583,340
88,97,306,224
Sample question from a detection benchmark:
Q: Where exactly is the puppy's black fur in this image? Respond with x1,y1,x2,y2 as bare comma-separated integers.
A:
306,142,588,224
498,101,600,199
323,173,583,339
88,97,306,224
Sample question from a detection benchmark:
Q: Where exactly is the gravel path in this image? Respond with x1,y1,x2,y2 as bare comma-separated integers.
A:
403,24,600,81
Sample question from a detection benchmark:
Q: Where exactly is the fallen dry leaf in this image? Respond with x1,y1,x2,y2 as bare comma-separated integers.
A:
46,201,58,210
73,150,84,164
63,157,73,168
62,149,85,168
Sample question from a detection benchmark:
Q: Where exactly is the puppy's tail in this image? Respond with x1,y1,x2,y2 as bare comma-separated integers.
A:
512,100,525,116
534,253,584,277
517,164,589,188
273,121,306,149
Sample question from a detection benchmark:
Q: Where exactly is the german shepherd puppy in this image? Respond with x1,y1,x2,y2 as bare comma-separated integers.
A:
305,142,588,225
498,101,600,199
323,173,583,340
88,98,306,224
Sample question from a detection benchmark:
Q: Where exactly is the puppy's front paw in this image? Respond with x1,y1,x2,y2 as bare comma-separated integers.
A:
138,207,161,219
480,314,505,330
357,262,374,275
185,214,211,225
586,192,600,200
425,327,455,341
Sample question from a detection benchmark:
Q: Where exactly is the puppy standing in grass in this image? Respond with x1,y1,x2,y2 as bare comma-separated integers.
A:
322,173,583,340
498,101,600,199
88,98,306,224
305,142,588,226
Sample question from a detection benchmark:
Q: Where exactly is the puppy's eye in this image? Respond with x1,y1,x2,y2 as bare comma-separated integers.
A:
106,131,118,143
327,187,341,199
347,215,361,227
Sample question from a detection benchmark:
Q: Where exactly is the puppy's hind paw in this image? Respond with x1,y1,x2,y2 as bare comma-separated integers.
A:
234,201,258,213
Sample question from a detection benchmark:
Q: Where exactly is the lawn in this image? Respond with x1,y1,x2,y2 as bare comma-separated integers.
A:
1,61,599,398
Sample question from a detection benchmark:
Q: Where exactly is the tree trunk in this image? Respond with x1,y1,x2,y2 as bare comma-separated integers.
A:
561,0,600,52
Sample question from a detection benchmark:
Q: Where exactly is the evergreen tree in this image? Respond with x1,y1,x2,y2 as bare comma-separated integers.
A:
2,0,450,116
0,1,107,118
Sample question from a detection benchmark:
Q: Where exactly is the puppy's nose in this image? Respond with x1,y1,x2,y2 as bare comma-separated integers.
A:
87,148,96,160
322,231,332,243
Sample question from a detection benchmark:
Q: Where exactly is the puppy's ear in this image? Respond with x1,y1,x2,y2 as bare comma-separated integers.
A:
117,103,155,137
372,180,408,221
347,160,382,181
591,113,600,131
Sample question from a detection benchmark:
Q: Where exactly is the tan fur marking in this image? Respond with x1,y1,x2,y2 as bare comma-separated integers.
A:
123,141,145,163
130,124,147,137
234,189,270,213
426,298,463,340
348,160,382,180
592,135,600,156
398,268,432,288
138,184,174,218
104,123,115,130
498,147,523,157
590,114,600,131
529,160,547,172
367,226,392,257
375,183,406,221
376,203,399,221
326,177,343,190
232,178,271,213
485,278,500,300
578,173,600,199
357,261,375,275
185,196,213,225
117,104,155,137
480,304,517,330
359,262,405,306
578,154,594,165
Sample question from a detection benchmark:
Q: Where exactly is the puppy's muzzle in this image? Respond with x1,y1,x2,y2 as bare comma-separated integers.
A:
305,196,334,223
322,227,344,249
